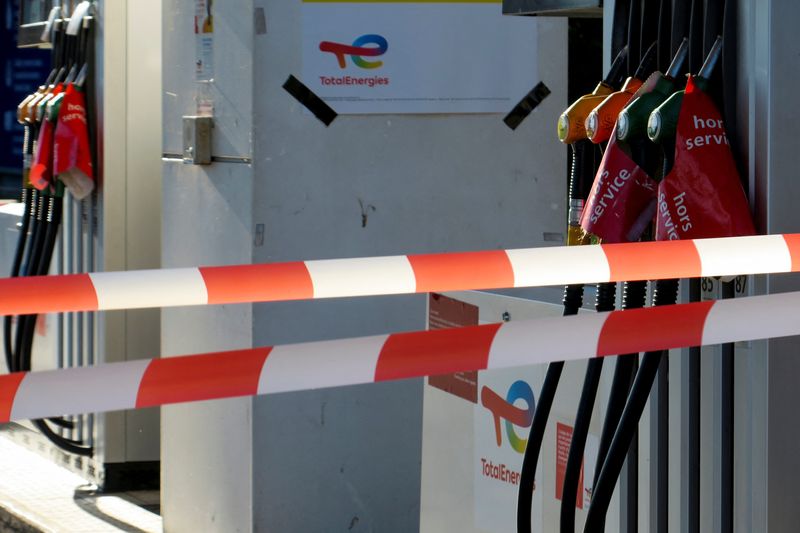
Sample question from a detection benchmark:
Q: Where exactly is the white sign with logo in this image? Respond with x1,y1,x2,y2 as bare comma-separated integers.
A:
301,0,539,114
474,367,544,533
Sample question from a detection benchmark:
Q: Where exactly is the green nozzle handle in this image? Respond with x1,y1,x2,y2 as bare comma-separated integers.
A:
616,81,674,142
616,38,691,143
647,91,683,143
648,37,723,144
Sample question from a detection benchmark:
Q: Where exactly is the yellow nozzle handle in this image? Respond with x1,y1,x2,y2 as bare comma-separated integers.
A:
557,82,615,144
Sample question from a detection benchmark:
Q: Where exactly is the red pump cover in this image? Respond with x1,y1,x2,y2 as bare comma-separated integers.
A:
580,135,658,243
29,118,56,191
655,76,755,240
54,83,94,200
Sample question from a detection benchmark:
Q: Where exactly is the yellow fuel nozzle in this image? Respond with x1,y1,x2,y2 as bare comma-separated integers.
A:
557,46,629,144
558,83,616,144
17,90,42,124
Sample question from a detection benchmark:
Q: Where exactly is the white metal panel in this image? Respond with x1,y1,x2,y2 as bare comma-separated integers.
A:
161,0,253,159
419,291,626,533
161,0,568,530
160,159,256,533
246,2,567,531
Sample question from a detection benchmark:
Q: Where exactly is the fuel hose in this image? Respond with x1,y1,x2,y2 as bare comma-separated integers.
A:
9,9,93,456
583,35,659,492
3,129,33,372
518,21,629,533
516,144,592,533
592,280,647,477
585,7,729,528
560,6,660,531
583,278,679,533
558,282,615,533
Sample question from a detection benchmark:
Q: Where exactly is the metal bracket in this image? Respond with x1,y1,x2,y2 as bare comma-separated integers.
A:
182,116,214,165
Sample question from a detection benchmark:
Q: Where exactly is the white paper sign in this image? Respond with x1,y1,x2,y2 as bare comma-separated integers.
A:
195,0,214,81
301,0,539,114
474,367,544,533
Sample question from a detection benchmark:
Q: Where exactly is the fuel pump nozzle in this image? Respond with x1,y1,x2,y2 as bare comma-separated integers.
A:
559,47,629,244
616,37,689,143
647,36,723,145
557,46,629,144
585,42,657,143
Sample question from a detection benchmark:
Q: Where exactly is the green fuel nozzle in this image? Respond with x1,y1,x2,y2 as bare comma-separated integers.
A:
647,36,723,144
615,38,690,143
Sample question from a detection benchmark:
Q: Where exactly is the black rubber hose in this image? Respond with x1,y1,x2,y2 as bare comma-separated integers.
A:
559,282,616,533
612,0,632,62
587,1,659,500
688,0,705,72
657,0,673,72
15,193,50,372
520,2,627,523
721,0,739,177
627,0,642,78
720,3,737,532
9,192,33,273
640,0,660,67
593,280,647,488
4,186,33,372
17,195,63,373
32,196,80,435
671,0,691,56
36,195,62,278
17,195,84,447
517,284,584,533
560,360,605,533
19,189,42,278
519,138,593,533
582,278,680,533
13,192,46,373
33,419,92,457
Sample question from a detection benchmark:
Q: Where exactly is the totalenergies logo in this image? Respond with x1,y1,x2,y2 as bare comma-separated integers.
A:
319,34,388,69
481,380,535,454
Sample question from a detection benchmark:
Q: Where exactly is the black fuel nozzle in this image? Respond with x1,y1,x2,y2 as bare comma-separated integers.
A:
603,45,630,89
647,36,723,145
615,38,690,143
557,46,629,144
633,41,659,82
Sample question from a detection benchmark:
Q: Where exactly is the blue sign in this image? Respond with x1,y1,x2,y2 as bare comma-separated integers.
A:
1,0,50,173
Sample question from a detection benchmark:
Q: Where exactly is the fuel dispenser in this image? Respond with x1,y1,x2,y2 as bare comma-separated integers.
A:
509,1,760,532
518,44,627,533
7,2,96,457
5,0,163,489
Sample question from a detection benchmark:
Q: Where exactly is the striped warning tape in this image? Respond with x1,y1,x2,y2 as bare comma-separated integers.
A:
1,233,799,316
0,289,797,423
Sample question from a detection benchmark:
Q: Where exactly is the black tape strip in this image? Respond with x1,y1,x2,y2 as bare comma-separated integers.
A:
283,75,337,126
503,82,551,131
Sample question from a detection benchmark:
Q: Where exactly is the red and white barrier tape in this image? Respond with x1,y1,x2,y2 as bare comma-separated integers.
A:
1,289,798,423
2,233,799,316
